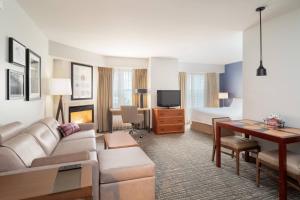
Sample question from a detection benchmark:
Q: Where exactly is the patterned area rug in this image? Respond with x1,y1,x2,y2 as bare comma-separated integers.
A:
97,129,300,200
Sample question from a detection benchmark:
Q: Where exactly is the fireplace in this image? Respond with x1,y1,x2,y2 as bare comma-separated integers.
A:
69,105,94,123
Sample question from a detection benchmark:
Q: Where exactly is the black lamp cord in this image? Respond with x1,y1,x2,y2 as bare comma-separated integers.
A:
259,10,263,64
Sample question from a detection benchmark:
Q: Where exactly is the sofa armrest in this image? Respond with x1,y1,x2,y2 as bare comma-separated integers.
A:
31,151,90,167
0,159,99,200
78,123,95,131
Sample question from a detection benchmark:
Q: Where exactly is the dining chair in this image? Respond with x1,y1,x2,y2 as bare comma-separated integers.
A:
212,117,261,175
120,106,144,139
256,150,300,190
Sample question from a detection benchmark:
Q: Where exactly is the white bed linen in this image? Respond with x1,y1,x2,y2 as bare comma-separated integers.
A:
191,98,243,125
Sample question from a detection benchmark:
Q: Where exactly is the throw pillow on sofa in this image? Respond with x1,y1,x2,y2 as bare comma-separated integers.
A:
58,123,80,137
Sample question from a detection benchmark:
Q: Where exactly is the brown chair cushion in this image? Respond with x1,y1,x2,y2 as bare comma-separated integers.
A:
221,135,258,150
31,151,90,167
258,150,300,176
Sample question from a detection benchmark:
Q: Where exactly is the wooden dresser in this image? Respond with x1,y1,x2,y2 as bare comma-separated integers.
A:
152,108,185,134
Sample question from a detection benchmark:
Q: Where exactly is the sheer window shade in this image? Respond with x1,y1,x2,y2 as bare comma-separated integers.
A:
186,73,205,122
112,69,133,108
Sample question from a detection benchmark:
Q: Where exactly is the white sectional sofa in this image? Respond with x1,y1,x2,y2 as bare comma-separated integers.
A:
0,118,155,200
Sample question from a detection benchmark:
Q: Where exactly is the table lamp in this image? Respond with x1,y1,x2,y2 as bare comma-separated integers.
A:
218,92,228,107
49,78,72,123
135,89,148,108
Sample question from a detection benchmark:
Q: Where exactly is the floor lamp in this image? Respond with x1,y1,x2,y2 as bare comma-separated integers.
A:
135,89,148,108
49,78,72,124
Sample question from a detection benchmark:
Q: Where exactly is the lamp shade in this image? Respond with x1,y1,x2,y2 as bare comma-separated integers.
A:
135,88,148,94
218,92,228,99
49,78,72,95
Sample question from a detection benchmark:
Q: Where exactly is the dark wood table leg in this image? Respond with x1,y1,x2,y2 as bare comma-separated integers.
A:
216,124,221,168
278,142,287,200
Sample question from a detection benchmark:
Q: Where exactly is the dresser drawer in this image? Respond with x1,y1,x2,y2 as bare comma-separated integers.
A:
156,125,184,134
158,109,184,117
158,117,184,125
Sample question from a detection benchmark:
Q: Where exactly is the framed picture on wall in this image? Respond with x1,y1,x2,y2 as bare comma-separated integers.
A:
71,62,93,100
26,49,41,101
7,69,25,100
8,37,26,67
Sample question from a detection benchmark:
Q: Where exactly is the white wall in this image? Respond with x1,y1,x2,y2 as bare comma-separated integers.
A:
149,57,179,107
0,0,49,125
243,8,300,152
178,62,224,74
49,41,105,66
104,56,148,68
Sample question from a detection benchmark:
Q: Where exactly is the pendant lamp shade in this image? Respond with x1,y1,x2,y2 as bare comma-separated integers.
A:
256,6,267,76
257,61,267,76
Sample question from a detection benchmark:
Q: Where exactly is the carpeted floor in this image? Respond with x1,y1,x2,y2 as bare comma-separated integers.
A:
97,129,300,200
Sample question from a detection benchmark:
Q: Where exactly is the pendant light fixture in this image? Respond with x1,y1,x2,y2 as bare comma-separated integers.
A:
256,6,267,76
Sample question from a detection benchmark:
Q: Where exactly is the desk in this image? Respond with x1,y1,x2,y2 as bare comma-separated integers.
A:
0,164,92,200
109,108,151,133
216,119,300,200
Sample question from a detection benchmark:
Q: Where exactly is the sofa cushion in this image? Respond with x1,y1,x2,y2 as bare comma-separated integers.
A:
61,130,96,142
0,147,26,172
25,123,58,155
99,147,155,184
31,151,90,167
39,118,61,140
2,133,47,167
0,122,23,145
52,138,97,156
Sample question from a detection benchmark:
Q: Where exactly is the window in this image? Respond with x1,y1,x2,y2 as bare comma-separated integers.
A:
112,68,133,108
186,73,205,122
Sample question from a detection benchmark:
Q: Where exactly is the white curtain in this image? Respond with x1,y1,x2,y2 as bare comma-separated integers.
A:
186,73,206,122
112,68,133,108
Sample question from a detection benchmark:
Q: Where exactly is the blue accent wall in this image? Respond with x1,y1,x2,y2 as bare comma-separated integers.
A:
219,61,243,107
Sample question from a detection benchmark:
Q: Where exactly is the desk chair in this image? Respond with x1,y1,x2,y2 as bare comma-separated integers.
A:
120,106,144,139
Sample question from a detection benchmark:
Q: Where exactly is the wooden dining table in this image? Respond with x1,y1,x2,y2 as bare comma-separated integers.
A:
215,119,300,200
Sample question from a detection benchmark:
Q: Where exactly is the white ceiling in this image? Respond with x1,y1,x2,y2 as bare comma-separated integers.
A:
17,0,300,64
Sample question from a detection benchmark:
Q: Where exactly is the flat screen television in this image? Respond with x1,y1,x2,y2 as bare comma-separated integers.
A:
157,90,181,108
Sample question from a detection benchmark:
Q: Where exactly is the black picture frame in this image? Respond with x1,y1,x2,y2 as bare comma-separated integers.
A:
7,69,25,100
8,37,26,67
26,49,42,101
71,62,93,100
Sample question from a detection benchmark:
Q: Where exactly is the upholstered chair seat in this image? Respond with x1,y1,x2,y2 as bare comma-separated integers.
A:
257,150,300,187
221,135,259,150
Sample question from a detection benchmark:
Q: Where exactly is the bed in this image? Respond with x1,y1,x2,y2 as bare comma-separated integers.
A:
190,98,243,134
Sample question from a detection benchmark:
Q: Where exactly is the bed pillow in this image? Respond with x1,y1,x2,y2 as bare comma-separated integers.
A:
58,123,80,137
230,98,243,108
